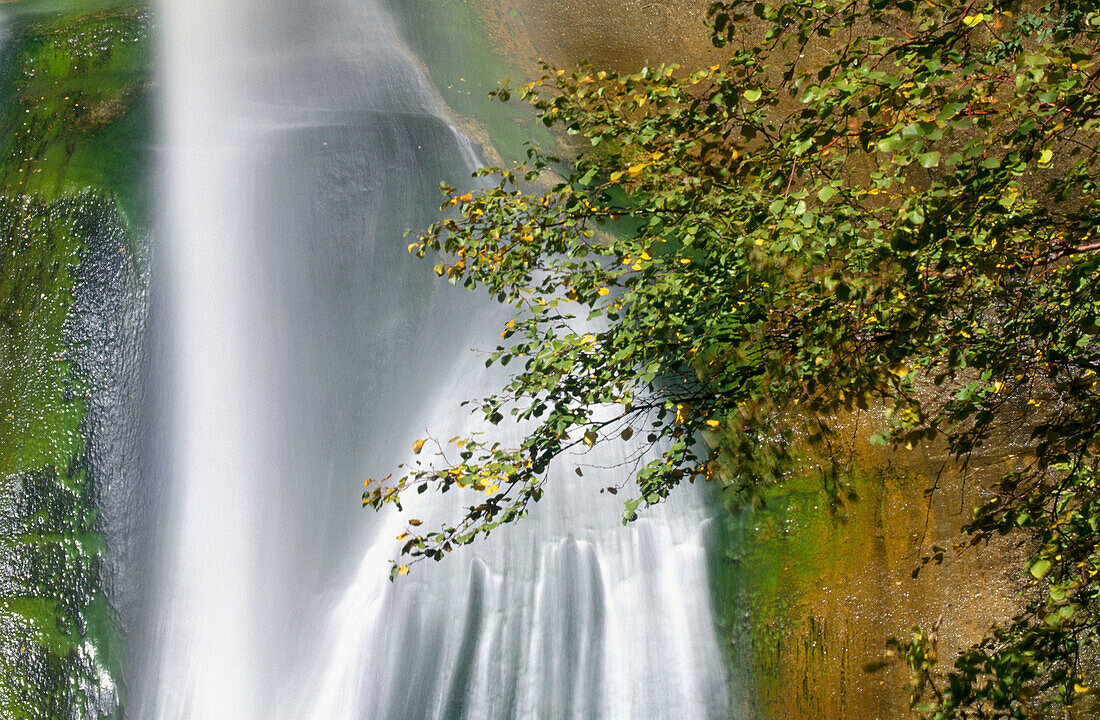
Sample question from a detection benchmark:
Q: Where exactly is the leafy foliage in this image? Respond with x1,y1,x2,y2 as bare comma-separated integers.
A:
365,0,1100,714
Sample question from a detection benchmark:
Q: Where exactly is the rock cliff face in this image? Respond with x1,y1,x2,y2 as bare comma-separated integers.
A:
712,436,1023,719
474,0,724,72
0,6,151,717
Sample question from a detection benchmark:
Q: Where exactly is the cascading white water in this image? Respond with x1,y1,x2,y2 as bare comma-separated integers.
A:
293,350,731,720
143,0,732,717
148,4,262,717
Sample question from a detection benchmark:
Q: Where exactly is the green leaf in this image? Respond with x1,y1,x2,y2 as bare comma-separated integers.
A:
918,151,941,168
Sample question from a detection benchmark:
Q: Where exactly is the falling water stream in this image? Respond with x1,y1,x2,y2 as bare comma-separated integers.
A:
135,0,732,716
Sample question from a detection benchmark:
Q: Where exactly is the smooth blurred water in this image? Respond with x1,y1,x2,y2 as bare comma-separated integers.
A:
138,0,732,717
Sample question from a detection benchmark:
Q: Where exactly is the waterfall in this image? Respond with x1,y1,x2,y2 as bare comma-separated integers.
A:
140,0,732,717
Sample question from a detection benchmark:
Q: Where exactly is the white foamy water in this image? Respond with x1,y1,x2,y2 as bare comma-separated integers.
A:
141,0,732,717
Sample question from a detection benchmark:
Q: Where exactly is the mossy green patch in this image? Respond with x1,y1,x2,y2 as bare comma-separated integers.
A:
0,7,152,217
0,3,150,717
1,0,145,31
0,196,86,475
707,446,1021,718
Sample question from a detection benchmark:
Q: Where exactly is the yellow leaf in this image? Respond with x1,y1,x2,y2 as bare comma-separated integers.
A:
597,287,610,296
407,242,418,254
627,163,648,176
610,171,625,182
706,419,720,428
397,564,410,576
962,13,984,26
583,429,597,447
408,518,423,526
396,532,409,541
457,192,474,202
412,438,426,454
484,484,500,496
680,258,691,264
